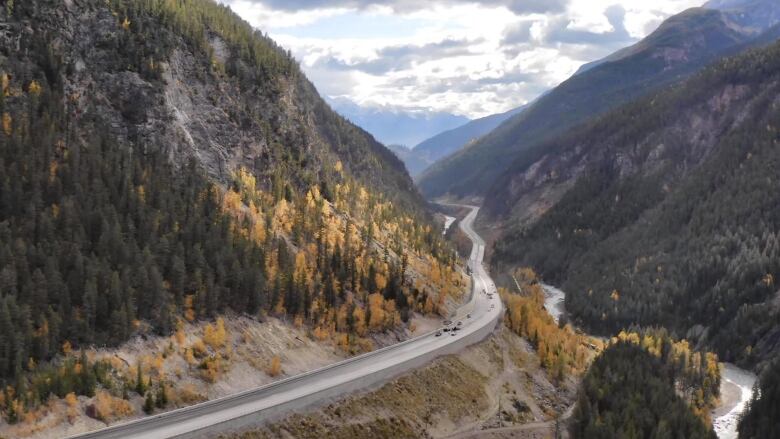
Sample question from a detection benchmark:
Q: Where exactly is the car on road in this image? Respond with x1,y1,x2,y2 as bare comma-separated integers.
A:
443,327,450,332
457,321,463,327
435,331,442,337
444,320,452,325
451,332,457,336
467,314,471,319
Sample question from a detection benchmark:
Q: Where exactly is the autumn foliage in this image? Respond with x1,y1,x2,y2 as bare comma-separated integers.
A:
501,268,593,382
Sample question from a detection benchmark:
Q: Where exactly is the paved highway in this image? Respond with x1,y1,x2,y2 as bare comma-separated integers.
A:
69,206,501,439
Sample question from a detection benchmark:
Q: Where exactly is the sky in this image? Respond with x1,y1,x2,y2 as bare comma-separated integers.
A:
217,0,705,119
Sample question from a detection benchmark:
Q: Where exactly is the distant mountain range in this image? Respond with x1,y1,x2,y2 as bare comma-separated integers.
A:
386,105,528,178
327,97,469,148
417,0,780,199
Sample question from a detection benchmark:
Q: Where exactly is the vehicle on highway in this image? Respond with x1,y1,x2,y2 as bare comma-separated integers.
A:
451,332,457,336
443,327,450,332
467,314,471,319
435,331,442,337
457,321,463,327
444,320,452,325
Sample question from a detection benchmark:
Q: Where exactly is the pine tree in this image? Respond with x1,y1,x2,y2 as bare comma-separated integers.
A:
143,391,155,414
135,362,145,396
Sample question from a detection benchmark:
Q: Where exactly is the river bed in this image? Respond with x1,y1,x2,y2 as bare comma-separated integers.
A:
713,363,756,439
540,284,756,438
443,215,455,235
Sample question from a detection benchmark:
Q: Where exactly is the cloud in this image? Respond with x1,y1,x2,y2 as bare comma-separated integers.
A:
502,20,535,45
219,0,703,118
317,38,480,75
251,0,569,15
543,5,631,45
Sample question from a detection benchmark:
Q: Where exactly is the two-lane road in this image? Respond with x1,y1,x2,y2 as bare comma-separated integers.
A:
70,206,502,439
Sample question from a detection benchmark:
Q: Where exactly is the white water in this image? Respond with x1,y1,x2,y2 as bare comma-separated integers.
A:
442,215,455,235
541,284,566,324
540,283,756,438
713,363,756,439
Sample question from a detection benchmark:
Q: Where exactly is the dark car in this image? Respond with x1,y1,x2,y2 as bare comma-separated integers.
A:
435,331,442,337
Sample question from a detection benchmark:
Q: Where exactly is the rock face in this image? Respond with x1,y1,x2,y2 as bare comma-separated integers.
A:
11,0,423,213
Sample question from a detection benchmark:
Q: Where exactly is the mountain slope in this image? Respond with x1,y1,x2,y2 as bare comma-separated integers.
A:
404,105,527,177
492,38,780,369
328,97,469,148
0,0,463,429
45,0,426,216
386,144,429,177
417,4,772,199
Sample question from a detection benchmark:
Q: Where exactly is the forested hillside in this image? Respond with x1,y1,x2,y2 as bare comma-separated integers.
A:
738,360,780,438
419,0,780,199
501,268,595,383
571,336,719,439
0,0,460,424
493,38,780,369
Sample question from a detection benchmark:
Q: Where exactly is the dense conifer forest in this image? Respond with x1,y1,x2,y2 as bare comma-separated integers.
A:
0,0,461,422
571,338,719,439
493,39,780,368
738,360,780,438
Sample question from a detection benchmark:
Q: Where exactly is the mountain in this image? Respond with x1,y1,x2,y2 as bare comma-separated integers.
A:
491,37,780,369
386,144,429,177
417,2,778,199
385,105,527,178
0,0,461,424
327,97,469,148
707,0,780,31
406,105,528,177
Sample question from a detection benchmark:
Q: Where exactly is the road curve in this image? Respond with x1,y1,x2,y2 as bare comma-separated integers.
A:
69,206,502,439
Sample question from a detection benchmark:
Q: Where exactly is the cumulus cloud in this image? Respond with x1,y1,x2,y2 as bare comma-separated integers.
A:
544,5,631,45
316,38,480,75
219,0,703,118
252,0,569,15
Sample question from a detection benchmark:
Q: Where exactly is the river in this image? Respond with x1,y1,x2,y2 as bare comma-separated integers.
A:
442,215,456,235
540,284,756,438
